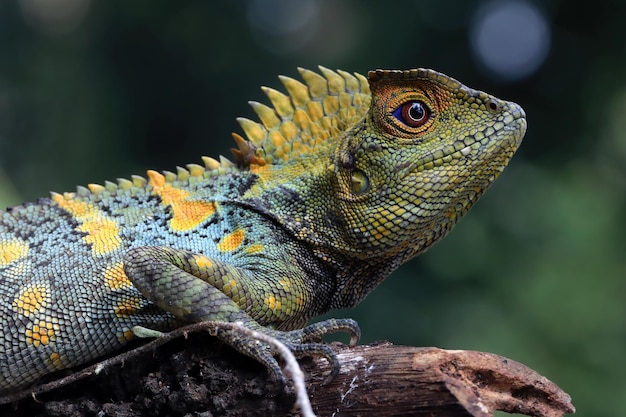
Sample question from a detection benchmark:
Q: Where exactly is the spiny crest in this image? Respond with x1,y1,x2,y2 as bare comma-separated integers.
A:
69,157,238,199
233,66,371,166
64,67,372,199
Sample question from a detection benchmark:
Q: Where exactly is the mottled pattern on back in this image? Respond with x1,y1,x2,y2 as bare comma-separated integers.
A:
0,168,319,387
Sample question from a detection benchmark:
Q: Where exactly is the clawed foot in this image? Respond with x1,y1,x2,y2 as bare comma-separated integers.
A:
133,318,361,387
217,318,361,386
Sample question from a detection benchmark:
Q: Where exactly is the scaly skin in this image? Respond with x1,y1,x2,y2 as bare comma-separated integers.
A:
0,67,526,393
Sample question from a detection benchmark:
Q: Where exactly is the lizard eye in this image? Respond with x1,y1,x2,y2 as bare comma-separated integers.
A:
392,101,430,128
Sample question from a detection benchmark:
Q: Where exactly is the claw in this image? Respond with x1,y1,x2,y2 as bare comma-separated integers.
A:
212,318,361,386
279,318,361,383
257,344,289,387
296,318,361,346
217,327,289,386
289,342,340,384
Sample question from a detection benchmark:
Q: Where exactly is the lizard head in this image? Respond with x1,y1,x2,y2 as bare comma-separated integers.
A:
235,67,525,277
331,69,526,262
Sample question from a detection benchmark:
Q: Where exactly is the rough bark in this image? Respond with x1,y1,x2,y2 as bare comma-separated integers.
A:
0,329,575,417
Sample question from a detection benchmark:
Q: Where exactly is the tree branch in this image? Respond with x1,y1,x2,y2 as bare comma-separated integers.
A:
306,343,574,417
0,325,575,417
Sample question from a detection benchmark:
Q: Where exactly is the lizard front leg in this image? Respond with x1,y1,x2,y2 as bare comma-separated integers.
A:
123,246,360,384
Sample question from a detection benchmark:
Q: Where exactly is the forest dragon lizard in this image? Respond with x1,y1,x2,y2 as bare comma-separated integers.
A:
0,67,526,394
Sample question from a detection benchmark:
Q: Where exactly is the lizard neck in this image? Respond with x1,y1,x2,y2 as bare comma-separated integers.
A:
244,153,341,244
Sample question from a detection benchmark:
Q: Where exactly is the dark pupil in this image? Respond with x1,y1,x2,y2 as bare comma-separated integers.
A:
408,102,424,121
392,100,430,128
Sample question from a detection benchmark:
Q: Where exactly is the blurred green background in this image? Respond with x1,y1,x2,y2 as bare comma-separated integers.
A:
0,1,623,415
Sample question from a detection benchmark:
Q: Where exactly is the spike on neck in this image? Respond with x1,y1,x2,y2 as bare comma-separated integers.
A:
233,67,372,168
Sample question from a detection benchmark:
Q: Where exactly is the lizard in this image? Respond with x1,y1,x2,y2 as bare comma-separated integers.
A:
0,66,526,395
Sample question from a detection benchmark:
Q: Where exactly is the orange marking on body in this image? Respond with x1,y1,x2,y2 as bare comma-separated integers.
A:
25,328,33,346
38,320,57,345
170,201,217,232
148,170,217,232
249,164,271,175
114,297,144,318
80,218,121,254
223,278,238,294
52,193,121,255
119,329,136,343
12,285,47,316
245,244,264,254
217,229,245,252
49,352,67,369
194,255,213,269
24,319,57,347
0,239,29,266
245,165,278,198
265,295,282,310
103,262,132,290
49,352,65,369
154,180,188,205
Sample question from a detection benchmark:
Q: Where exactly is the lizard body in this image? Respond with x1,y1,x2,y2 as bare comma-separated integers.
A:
0,67,526,393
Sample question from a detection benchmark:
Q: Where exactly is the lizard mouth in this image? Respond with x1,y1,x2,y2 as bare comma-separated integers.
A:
414,105,526,173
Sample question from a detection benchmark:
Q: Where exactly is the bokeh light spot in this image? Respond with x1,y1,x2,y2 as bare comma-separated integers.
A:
19,0,90,36
470,0,550,81
246,0,319,54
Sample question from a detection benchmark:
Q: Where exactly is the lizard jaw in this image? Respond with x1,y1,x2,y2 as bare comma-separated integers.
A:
414,102,526,174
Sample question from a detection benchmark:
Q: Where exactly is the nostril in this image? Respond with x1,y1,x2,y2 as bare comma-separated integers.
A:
507,102,527,120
